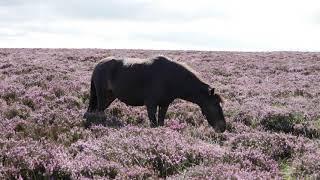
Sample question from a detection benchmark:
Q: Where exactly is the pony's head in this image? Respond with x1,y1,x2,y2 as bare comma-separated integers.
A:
200,88,226,132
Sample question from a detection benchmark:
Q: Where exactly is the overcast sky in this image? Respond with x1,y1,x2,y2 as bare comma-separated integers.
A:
0,0,320,51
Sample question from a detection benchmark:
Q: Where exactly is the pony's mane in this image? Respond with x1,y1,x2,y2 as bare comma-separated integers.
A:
123,57,152,66
156,56,209,86
179,61,212,89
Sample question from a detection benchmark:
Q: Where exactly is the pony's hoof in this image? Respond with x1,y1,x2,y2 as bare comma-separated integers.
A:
150,123,158,128
96,112,106,119
83,112,92,119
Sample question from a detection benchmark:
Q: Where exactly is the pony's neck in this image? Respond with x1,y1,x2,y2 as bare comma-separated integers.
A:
180,82,209,107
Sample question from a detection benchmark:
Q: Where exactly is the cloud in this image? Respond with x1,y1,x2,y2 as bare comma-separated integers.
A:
0,0,224,23
0,1,52,23
0,0,320,50
49,0,224,22
0,0,29,7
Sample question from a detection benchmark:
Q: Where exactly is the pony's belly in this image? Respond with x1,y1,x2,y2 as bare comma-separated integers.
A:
111,73,148,106
117,96,144,106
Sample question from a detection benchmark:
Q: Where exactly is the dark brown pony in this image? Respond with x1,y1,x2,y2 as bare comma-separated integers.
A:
84,56,226,132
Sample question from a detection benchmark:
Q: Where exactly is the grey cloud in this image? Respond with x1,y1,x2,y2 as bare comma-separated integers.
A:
0,1,53,23
0,0,223,23
49,0,224,22
0,0,28,7
48,0,152,20
0,0,226,48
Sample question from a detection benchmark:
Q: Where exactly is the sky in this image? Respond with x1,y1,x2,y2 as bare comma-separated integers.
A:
0,0,320,51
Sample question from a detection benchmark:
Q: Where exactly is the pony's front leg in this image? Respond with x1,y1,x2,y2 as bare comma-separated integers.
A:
146,104,158,127
158,104,169,126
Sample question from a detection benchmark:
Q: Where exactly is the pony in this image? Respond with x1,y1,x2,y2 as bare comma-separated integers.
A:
84,56,226,132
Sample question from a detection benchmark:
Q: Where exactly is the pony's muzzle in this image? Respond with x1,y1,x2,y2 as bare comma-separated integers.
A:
213,120,226,133
214,125,226,133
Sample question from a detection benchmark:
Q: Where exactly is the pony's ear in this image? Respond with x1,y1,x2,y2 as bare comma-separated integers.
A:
209,88,215,95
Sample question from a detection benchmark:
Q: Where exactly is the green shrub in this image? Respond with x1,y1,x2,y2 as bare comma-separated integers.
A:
262,113,305,133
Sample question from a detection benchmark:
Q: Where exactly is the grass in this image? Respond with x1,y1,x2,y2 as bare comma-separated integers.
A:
262,113,305,133
279,160,294,180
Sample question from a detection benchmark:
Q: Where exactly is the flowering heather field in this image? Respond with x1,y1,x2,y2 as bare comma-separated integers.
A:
0,48,320,179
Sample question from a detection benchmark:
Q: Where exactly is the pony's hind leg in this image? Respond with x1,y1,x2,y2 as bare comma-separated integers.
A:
96,88,115,115
84,89,115,128
104,91,116,110
84,80,97,119
88,81,97,112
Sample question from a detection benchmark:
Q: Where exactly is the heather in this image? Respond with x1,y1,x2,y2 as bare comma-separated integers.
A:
0,49,320,179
